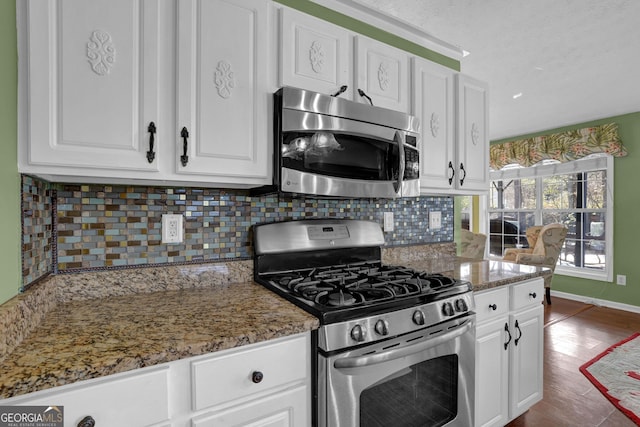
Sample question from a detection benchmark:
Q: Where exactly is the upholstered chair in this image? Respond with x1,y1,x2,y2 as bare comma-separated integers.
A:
503,223,568,304
459,229,487,260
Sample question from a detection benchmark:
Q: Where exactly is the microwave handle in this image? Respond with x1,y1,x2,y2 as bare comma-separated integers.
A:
393,131,405,195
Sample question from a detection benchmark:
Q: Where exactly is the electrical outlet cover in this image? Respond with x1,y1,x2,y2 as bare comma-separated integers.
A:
162,214,184,244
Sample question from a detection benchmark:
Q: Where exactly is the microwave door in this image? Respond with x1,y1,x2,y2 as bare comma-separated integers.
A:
280,110,401,198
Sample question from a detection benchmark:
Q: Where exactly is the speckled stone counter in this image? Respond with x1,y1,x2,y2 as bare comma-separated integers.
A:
0,245,547,400
0,262,319,399
393,255,551,291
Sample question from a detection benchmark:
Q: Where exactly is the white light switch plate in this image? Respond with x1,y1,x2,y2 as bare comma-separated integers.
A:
383,212,394,232
429,211,442,229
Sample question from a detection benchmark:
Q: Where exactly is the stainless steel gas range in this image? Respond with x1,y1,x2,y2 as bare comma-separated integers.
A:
253,219,475,427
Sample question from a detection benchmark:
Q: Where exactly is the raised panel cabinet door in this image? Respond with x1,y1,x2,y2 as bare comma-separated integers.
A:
475,316,510,427
456,74,489,191
354,36,409,112
279,7,351,98
509,304,544,420
176,0,270,182
21,0,160,174
191,385,309,427
412,57,455,190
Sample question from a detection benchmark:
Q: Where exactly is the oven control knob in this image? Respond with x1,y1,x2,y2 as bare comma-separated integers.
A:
374,319,389,336
350,324,367,342
412,310,425,326
442,302,455,317
454,299,468,312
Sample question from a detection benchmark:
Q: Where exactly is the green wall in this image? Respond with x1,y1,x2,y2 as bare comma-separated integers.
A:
493,112,640,307
0,0,21,304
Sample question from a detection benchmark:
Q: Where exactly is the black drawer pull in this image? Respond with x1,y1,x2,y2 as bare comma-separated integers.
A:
77,416,95,427
489,304,497,311
252,371,264,384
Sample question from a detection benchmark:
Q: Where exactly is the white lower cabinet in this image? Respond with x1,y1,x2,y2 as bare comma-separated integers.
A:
0,333,310,427
474,278,544,427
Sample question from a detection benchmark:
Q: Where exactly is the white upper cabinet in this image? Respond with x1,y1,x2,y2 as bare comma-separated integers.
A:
456,74,490,192
412,67,490,195
279,7,352,98
355,35,410,112
412,57,455,191
18,0,272,187
19,0,161,176
176,0,270,183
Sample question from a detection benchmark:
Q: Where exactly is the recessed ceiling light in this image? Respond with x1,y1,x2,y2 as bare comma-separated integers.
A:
462,50,470,57
513,92,523,99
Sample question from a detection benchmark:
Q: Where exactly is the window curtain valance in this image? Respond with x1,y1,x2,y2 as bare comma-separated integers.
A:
489,122,628,170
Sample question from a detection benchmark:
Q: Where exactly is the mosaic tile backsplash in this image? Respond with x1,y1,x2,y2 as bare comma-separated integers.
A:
21,175,453,286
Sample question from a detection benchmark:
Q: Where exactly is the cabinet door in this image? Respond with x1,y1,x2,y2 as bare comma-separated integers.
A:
456,74,489,191
412,57,455,190
475,316,510,427
21,0,160,175
354,36,409,112
176,0,270,182
191,385,308,427
279,7,351,98
509,304,544,419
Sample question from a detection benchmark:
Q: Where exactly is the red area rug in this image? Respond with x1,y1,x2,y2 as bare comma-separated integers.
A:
580,333,640,425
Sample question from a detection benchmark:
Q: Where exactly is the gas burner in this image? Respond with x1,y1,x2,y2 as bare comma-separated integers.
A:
325,291,357,307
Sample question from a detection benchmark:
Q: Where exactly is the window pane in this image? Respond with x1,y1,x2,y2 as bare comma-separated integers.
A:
542,174,578,209
586,171,606,209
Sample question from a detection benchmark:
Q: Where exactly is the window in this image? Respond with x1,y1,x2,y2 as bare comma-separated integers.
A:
489,155,613,282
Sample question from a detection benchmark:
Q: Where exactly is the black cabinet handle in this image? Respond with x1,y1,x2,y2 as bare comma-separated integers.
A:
331,85,348,97
77,416,95,427
529,292,537,299
515,319,523,346
146,122,156,163
489,303,497,311
180,127,189,167
459,162,467,186
252,371,264,384
448,161,455,185
504,323,512,350
357,88,373,106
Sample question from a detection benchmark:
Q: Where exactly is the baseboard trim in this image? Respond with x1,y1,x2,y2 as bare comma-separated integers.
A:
552,290,640,314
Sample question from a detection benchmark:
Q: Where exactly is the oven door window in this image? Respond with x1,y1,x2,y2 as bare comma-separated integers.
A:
282,131,399,181
360,354,458,427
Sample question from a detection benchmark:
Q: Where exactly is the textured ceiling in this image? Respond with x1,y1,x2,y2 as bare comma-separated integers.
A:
355,0,640,140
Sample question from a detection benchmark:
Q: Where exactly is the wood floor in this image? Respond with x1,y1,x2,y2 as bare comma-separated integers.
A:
505,297,640,427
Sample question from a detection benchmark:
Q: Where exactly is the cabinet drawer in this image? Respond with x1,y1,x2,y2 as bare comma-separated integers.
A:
191,334,308,411
474,287,509,324
510,278,545,311
3,365,170,426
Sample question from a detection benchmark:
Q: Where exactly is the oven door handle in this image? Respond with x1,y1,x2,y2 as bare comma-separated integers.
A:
334,319,473,369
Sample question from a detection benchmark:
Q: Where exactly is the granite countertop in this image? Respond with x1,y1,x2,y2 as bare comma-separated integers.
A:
0,262,319,400
0,248,549,400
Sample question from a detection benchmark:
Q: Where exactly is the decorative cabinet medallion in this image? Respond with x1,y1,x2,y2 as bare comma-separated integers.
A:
87,30,116,76
471,122,480,145
377,61,390,91
309,40,325,74
430,112,440,137
214,60,235,99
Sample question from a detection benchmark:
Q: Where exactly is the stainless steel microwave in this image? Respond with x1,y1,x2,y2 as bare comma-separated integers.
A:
271,86,420,199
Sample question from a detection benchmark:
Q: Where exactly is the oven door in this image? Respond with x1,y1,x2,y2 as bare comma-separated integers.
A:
318,315,475,427
280,109,419,198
